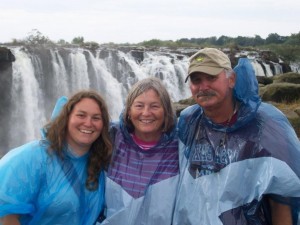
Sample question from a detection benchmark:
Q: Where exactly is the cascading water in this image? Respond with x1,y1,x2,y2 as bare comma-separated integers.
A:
50,49,70,94
9,47,47,150
69,50,90,90
1,46,191,155
272,62,283,74
1,46,296,156
139,52,190,101
250,60,266,77
262,63,273,77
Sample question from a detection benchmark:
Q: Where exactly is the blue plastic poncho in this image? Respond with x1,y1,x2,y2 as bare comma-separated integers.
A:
0,97,106,225
98,112,179,225
173,58,300,225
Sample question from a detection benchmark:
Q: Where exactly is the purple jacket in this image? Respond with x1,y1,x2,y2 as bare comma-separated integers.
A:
100,112,179,225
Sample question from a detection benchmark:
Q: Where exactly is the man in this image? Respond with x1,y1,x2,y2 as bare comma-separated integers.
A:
173,48,300,225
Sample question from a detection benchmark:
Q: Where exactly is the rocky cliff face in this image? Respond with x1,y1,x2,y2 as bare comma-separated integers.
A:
0,47,15,152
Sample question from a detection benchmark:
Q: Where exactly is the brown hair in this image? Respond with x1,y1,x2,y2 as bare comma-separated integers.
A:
45,90,112,191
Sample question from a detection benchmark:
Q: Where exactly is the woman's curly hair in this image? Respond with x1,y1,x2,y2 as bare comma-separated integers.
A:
44,90,112,191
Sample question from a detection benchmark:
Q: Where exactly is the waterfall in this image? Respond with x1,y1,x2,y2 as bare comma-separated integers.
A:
271,62,283,75
2,46,191,154
140,52,190,101
2,46,296,155
290,63,300,73
50,49,70,95
87,50,124,119
262,63,273,77
249,59,285,77
250,60,266,77
9,47,47,148
69,50,90,90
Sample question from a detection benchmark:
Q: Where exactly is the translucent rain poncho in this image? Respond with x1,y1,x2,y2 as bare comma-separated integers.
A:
98,111,179,225
0,97,106,225
173,58,300,225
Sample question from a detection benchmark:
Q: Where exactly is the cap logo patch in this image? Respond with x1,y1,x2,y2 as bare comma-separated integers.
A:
195,56,205,62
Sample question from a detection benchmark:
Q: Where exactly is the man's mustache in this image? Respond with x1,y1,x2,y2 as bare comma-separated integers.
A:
196,91,216,98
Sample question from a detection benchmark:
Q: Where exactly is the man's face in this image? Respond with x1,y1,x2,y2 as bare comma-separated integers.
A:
189,70,235,111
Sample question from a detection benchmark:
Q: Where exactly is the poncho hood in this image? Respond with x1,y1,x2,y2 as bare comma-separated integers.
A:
179,58,262,135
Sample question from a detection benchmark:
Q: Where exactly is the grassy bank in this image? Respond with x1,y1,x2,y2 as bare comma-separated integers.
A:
273,101,300,137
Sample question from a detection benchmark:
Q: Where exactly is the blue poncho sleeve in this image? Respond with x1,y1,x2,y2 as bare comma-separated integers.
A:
0,141,46,217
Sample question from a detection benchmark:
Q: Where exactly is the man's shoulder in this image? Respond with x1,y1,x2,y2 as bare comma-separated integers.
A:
178,104,203,142
258,102,288,120
180,104,202,119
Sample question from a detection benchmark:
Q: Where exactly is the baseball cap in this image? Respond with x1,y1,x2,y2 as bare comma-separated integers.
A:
185,48,232,82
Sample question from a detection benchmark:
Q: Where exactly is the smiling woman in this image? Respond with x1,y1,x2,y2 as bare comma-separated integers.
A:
128,89,165,142
0,90,112,225
66,98,104,156
97,77,179,225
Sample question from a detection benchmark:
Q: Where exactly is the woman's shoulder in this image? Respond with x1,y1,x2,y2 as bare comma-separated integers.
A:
0,140,50,187
1,140,49,165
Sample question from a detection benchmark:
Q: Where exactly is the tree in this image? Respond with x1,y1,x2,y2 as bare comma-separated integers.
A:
72,36,85,45
216,36,232,46
85,41,100,49
25,29,51,44
235,36,248,46
265,33,287,44
206,36,218,45
285,32,300,45
57,39,68,45
253,35,265,46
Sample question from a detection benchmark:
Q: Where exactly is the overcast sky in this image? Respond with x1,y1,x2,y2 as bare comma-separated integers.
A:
1,0,299,44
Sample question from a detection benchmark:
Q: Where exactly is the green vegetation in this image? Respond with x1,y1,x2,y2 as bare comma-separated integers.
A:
139,32,300,62
72,36,84,45
274,100,300,137
289,116,300,137
10,29,53,45
3,29,299,62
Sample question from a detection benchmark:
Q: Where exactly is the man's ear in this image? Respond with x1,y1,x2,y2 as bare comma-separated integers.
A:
229,72,236,88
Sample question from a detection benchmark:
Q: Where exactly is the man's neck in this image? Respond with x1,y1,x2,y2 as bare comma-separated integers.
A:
203,99,237,124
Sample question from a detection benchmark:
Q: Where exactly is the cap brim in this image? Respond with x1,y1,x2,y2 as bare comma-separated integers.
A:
185,66,224,82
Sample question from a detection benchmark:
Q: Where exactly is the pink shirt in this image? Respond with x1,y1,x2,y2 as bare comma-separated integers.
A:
131,133,158,150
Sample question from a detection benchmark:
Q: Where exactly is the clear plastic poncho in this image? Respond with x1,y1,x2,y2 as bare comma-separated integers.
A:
173,58,300,225
0,97,106,225
98,112,179,225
